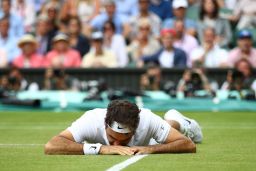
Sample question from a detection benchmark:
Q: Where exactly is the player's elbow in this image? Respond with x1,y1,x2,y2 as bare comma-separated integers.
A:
186,139,196,153
44,141,54,155
44,138,58,155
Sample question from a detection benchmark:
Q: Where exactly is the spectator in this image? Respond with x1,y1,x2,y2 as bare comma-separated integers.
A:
90,0,124,34
81,31,117,68
103,20,128,67
177,68,213,97
11,0,36,32
67,17,90,57
0,49,8,67
41,1,60,34
60,0,101,36
149,0,173,21
190,27,228,68
12,34,45,68
140,63,163,90
115,0,139,21
43,68,74,90
34,14,55,55
0,16,20,63
45,33,81,68
221,59,256,91
197,0,232,48
229,0,256,29
173,19,199,67
124,0,162,40
127,18,161,67
162,0,197,36
228,29,256,68
141,29,187,68
6,67,38,91
0,0,24,37
235,59,255,89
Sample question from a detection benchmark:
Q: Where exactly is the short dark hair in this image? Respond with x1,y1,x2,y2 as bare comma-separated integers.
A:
105,100,140,132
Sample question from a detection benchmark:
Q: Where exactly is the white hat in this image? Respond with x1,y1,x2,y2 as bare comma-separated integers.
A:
52,33,69,43
18,34,37,48
172,0,188,9
91,31,103,40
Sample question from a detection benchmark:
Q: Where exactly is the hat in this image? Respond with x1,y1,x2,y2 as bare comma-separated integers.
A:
161,29,176,37
238,29,253,39
91,31,103,40
138,18,151,28
18,34,37,48
172,0,188,9
52,33,69,43
103,0,115,6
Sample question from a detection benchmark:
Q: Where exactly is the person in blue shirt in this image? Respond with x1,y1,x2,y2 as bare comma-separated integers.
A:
0,16,20,63
141,29,187,68
115,0,139,21
149,0,173,21
0,0,24,38
162,0,197,36
90,0,124,34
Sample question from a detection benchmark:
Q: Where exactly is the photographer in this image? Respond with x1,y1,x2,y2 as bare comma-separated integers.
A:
177,68,213,97
221,59,256,91
140,63,162,91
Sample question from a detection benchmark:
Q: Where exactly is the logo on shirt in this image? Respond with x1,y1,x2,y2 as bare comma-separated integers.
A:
90,146,97,150
161,125,165,130
185,119,191,124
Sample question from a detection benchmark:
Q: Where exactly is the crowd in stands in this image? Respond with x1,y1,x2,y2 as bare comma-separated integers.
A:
0,0,256,95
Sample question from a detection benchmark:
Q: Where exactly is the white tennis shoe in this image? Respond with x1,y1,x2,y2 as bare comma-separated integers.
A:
164,109,203,143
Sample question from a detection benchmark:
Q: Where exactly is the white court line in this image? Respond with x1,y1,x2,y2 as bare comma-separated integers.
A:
106,155,148,171
0,144,44,147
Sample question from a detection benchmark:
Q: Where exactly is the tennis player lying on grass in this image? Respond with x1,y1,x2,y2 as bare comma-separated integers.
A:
45,100,203,155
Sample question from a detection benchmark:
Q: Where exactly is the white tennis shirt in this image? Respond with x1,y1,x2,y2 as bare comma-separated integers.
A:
68,108,171,146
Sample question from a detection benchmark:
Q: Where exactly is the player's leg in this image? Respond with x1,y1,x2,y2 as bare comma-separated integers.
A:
164,109,203,143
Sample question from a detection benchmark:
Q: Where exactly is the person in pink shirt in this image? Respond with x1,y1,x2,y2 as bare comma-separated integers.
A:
45,33,81,68
228,29,256,67
12,34,45,68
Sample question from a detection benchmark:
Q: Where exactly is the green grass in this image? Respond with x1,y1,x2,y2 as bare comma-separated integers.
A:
0,111,255,171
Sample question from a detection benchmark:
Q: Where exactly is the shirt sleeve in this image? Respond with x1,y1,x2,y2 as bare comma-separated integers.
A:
148,110,171,144
67,111,97,143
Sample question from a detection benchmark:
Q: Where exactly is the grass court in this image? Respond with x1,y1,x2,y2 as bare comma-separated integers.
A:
0,110,255,171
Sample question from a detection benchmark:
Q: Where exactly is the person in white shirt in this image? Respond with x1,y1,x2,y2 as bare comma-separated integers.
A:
45,100,203,155
190,27,228,68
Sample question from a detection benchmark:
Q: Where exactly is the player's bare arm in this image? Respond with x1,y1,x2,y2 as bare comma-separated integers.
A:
45,129,135,155
131,127,196,154
44,130,84,155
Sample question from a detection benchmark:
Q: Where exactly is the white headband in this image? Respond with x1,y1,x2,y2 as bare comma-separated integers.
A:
108,121,132,134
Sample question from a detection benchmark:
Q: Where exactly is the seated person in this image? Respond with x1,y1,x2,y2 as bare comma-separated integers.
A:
12,34,45,68
81,31,117,68
177,68,213,97
221,59,256,91
141,29,187,68
228,29,256,68
140,63,163,91
45,33,81,68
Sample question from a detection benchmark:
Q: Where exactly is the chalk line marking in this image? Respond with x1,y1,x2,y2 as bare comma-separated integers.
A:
106,155,148,171
0,144,44,147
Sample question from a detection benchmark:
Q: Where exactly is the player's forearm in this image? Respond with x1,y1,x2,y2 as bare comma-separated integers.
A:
148,138,196,154
44,135,84,155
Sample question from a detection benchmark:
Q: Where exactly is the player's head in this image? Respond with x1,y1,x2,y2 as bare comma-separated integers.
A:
105,100,140,146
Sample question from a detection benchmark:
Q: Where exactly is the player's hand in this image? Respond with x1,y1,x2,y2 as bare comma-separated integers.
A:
130,146,153,155
99,145,136,155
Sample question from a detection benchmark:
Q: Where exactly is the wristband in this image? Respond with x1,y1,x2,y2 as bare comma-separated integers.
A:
83,143,102,155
